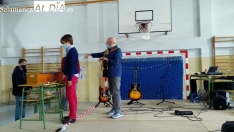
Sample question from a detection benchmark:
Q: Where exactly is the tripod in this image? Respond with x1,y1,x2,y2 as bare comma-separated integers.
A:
97,100,113,107
157,76,175,105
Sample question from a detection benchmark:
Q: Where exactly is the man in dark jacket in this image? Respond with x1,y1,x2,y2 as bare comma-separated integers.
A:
84,37,123,119
12,58,30,121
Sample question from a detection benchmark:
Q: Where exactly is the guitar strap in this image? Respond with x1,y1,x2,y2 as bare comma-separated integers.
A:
104,48,119,57
101,48,119,90
101,48,119,71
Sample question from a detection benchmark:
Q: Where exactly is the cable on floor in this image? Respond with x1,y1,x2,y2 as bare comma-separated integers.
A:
208,130,221,132
169,102,207,121
121,101,206,121
121,101,171,115
179,115,202,121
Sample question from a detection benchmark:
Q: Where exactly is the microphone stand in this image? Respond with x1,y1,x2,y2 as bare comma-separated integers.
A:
157,58,175,105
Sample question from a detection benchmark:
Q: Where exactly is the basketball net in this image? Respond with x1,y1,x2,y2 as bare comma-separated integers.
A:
136,21,152,40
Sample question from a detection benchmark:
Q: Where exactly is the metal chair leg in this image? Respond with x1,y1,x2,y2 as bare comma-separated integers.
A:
20,88,25,129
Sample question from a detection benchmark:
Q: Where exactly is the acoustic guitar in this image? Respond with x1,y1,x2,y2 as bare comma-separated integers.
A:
128,66,142,101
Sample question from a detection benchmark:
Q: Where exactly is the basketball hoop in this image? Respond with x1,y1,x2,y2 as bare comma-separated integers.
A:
136,21,152,40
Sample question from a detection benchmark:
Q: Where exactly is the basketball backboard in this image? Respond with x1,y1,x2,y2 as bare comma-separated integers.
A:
118,0,172,34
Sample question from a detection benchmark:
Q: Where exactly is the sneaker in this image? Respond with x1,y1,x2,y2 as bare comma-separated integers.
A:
106,109,115,115
62,118,76,124
63,116,69,120
112,112,123,119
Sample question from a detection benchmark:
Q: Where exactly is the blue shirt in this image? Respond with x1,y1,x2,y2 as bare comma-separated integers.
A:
63,47,79,81
91,45,122,78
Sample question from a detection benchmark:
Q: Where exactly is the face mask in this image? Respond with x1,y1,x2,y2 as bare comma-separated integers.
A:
106,45,111,49
21,65,26,69
62,44,68,49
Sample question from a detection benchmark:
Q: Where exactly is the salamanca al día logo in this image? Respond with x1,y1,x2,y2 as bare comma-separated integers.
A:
34,1,69,12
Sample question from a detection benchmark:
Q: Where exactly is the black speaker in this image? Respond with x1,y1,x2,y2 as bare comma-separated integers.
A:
222,121,234,132
213,90,228,110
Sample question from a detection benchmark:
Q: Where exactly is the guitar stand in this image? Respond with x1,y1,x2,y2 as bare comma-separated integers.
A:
127,100,145,106
157,99,175,105
97,101,113,107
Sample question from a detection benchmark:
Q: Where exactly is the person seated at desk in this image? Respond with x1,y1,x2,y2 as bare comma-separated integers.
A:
12,59,32,121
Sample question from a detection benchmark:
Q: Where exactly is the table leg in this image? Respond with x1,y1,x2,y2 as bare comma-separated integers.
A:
20,87,25,129
40,87,46,129
208,78,211,109
9,88,11,105
189,76,192,99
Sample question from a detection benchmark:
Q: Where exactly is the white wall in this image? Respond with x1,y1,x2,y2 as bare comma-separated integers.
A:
0,12,3,55
211,0,234,61
212,0,234,36
0,0,233,66
2,7,87,48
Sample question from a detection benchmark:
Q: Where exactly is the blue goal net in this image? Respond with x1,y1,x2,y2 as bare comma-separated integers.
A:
121,56,184,100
